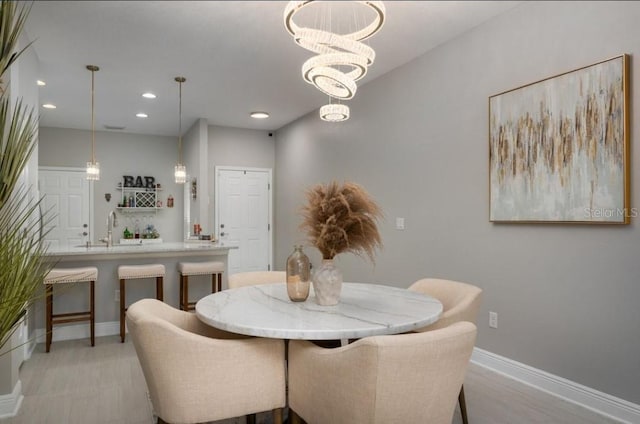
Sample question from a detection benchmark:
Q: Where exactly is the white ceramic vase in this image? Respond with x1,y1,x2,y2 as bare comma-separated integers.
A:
312,259,343,306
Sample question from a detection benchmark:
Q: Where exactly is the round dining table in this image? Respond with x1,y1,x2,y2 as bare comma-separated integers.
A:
195,282,442,341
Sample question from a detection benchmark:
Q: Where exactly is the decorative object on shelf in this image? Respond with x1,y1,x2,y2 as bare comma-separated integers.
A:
489,54,630,224
123,175,156,188
300,181,383,305
105,193,111,202
284,1,386,122
86,64,100,180
286,245,311,302
167,195,174,208
117,177,163,211
174,76,187,184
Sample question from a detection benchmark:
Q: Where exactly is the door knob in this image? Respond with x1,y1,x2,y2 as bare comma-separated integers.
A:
79,232,88,236
220,232,226,236
220,224,225,228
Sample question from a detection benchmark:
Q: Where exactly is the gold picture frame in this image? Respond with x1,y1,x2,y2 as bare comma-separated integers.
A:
489,54,630,224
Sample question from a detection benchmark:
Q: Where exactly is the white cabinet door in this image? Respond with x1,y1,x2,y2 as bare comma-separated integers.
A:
216,167,271,275
39,168,91,249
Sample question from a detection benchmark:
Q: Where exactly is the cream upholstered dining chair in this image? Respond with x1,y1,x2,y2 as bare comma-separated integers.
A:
228,270,286,289
408,278,483,424
126,298,286,424
288,321,477,424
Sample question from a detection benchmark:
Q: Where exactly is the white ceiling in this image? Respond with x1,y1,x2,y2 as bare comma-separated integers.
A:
23,1,521,136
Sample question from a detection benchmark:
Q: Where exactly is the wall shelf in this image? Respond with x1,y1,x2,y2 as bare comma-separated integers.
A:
117,178,163,212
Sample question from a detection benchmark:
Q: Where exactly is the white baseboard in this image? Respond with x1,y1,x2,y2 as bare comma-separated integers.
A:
0,380,23,419
23,338,36,361
35,321,121,343
472,347,640,424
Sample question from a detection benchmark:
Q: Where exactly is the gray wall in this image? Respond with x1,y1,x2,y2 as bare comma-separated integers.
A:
38,127,185,242
207,125,275,233
274,1,640,404
184,118,206,236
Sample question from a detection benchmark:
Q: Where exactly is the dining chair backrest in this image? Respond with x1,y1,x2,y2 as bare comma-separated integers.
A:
126,298,286,424
288,321,477,424
228,270,286,289
407,278,482,424
408,278,482,331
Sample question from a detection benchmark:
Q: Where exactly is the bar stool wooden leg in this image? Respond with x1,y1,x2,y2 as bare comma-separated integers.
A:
182,275,189,310
90,280,95,347
211,273,216,294
272,407,283,424
217,273,222,292
120,278,126,343
179,274,184,310
156,276,164,301
459,385,469,424
45,284,53,353
289,410,303,424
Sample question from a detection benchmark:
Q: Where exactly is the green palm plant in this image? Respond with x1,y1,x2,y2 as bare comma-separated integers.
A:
0,0,53,352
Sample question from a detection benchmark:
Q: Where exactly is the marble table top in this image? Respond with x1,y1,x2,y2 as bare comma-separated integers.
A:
196,282,443,340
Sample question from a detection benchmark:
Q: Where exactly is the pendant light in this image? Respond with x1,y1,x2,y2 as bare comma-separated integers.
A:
174,76,187,184
86,65,100,180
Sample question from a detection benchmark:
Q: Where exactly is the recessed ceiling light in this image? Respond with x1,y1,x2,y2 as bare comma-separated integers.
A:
42,103,56,109
37,80,46,86
136,113,148,118
142,92,156,99
250,111,269,119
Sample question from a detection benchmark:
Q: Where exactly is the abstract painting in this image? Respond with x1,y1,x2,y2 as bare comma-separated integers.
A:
489,55,629,223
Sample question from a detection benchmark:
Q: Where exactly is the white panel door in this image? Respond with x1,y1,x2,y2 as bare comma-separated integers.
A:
39,168,91,249
244,171,270,271
216,168,271,275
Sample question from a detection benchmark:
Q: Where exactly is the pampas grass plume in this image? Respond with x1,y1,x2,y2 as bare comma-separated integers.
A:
300,181,383,262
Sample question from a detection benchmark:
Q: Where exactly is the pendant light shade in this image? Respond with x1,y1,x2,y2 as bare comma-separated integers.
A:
174,76,187,184
86,65,100,180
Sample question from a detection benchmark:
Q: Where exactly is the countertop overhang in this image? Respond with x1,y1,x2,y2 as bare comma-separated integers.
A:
45,242,235,262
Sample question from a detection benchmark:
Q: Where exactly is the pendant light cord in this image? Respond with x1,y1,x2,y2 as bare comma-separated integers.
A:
91,68,95,163
86,65,99,164
176,76,186,165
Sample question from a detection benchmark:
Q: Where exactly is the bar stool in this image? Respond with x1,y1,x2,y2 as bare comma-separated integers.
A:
178,261,225,311
118,264,165,342
44,266,98,353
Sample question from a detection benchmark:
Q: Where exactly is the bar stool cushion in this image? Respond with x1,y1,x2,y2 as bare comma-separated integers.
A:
118,264,165,280
178,261,225,276
45,267,98,284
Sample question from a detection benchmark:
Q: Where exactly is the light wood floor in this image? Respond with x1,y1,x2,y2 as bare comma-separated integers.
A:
1,335,622,424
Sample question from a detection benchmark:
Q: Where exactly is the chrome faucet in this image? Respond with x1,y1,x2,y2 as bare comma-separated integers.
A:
100,210,118,247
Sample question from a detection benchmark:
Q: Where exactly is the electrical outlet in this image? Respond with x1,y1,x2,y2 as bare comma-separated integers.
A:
489,311,498,329
115,289,120,302
395,217,405,230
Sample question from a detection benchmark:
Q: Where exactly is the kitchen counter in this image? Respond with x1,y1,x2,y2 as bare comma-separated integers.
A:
45,241,235,262
37,241,236,339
